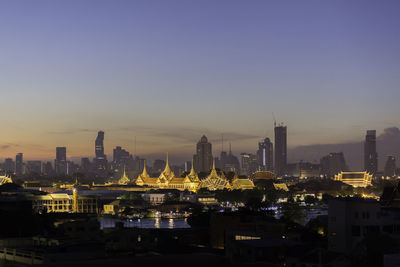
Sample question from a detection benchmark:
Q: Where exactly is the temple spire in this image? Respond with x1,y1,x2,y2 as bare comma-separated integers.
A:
163,153,171,173
142,160,149,177
189,160,195,176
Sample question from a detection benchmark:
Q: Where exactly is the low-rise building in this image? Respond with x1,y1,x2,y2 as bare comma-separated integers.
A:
328,197,400,254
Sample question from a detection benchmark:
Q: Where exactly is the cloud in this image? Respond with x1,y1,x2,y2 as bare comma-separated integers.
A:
47,128,96,135
289,127,400,171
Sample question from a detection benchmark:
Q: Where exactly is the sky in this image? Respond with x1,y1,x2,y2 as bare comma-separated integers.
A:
0,0,399,166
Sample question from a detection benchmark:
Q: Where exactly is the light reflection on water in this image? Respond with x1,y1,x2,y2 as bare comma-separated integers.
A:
99,217,190,230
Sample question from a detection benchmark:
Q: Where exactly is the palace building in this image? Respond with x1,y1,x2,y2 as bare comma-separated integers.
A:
133,155,254,192
0,174,13,186
334,171,373,187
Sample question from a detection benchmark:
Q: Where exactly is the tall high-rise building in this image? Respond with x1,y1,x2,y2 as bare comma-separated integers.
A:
193,135,213,172
219,145,240,172
274,125,287,176
240,153,258,176
257,138,273,171
55,147,67,176
113,146,130,170
15,153,23,176
80,158,91,173
26,161,42,175
320,152,348,178
3,158,15,174
364,130,378,174
43,161,54,176
384,156,396,177
94,131,108,175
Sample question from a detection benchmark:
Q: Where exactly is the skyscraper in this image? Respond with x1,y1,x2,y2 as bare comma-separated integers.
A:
193,135,213,172
94,131,108,175
240,153,258,176
274,125,287,176
257,138,273,171
364,130,378,174
3,158,15,174
55,147,67,176
15,153,23,176
320,152,348,178
384,156,396,178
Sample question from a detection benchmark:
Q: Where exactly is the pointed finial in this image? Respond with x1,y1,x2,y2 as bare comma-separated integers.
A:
166,152,169,165
212,158,216,170
140,159,149,178
189,160,195,175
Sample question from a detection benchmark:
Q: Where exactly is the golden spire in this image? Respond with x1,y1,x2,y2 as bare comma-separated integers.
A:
163,152,172,173
189,160,195,176
142,160,149,177
210,158,218,176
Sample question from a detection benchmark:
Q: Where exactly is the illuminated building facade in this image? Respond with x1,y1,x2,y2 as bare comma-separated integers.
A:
334,171,373,187
31,192,98,213
257,138,273,171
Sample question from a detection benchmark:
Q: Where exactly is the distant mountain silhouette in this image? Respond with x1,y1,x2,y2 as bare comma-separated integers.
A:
289,127,400,171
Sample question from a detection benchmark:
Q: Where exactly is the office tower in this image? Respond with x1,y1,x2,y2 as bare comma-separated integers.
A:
55,147,67,176
320,152,348,178
240,153,258,176
257,138,273,171
80,158,91,173
274,125,287,176
113,146,131,170
3,158,15,173
15,153,23,176
94,131,108,175
219,145,240,172
384,156,396,177
193,135,213,172
26,161,42,175
364,130,378,174
43,161,54,176
184,161,192,172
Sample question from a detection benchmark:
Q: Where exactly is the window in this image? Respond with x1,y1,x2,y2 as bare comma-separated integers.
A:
235,235,261,241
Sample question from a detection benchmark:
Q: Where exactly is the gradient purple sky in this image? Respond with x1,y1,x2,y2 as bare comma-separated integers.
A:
0,0,399,163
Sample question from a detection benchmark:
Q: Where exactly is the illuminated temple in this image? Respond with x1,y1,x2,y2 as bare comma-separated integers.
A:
0,174,13,186
132,155,254,192
334,171,373,187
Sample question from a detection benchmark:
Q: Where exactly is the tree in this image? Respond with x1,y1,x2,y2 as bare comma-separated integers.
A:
280,202,306,224
304,195,316,205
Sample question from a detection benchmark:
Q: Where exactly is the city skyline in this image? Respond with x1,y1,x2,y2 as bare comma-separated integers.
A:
0,1,399,168
1,126,400,172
